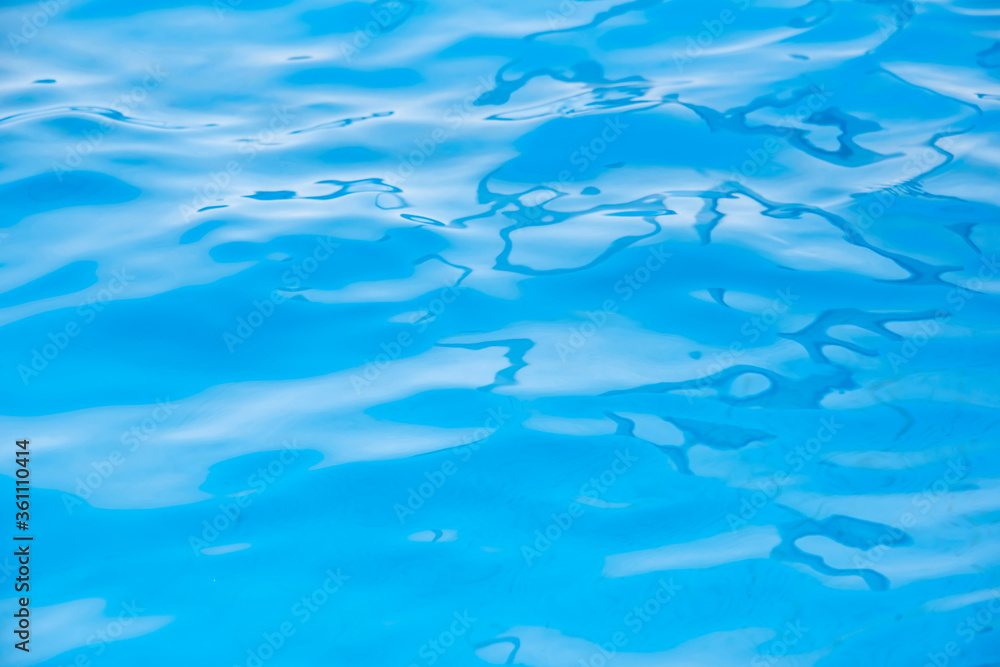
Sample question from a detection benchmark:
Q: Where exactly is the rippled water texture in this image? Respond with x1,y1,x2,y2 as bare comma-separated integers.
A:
3,0,1000,665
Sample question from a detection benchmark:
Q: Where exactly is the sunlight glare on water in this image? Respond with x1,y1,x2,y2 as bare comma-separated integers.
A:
2,0,1000,665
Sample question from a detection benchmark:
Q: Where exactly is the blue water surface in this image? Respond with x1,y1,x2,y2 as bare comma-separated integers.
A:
3,0,1000,665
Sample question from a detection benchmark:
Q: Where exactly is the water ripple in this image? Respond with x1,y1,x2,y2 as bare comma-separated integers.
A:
3,0,1000,665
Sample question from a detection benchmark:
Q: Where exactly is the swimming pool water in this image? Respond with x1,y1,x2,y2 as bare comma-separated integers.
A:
2,0,1000,665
